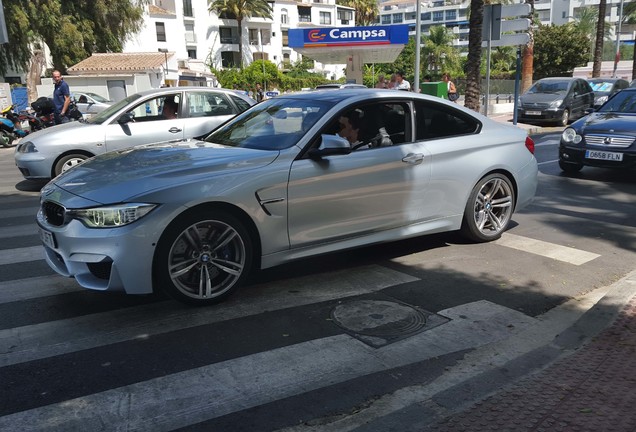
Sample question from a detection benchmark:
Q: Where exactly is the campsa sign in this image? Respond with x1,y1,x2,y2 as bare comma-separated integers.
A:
289,25,409,48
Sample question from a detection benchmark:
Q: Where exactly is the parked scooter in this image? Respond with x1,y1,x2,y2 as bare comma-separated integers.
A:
28,97,83,132
0,104,30,148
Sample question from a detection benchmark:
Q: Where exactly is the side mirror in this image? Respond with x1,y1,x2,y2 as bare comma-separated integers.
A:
117,112,135,124
308,134,352,159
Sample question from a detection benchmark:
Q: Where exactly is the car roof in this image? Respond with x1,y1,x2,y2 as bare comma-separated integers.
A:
536,77,580,82
588,78,627,82
133,86,248,97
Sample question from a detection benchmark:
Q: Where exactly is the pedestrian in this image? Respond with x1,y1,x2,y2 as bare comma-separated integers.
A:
394,71,411,91
255,83,265,102
52,70,71,125
375,74,388,89
443,73,459,102
387,74,397,89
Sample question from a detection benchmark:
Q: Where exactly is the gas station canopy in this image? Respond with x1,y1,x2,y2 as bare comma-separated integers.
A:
288,25,409,65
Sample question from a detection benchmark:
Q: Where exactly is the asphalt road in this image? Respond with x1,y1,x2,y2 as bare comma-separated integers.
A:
0,132,635,431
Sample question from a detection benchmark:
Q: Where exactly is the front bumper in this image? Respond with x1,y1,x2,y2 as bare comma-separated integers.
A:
559,144,636,169
516,108,565,124
36,204,171,295
14,151,52,179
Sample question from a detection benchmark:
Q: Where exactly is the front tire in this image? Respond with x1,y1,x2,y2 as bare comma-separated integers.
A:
559,159,583,173
154,210,253,306
559,109,570,127
461,173,515,242
54,153,89,176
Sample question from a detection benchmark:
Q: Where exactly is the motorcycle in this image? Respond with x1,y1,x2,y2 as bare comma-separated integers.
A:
0,104,30,148
29,97,83,132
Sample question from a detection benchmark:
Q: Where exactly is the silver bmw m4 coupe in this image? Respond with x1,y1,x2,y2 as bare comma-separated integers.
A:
37,89,538,305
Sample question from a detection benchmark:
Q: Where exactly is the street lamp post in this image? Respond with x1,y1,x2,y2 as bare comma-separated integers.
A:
613,0,625,77
159,48,169,85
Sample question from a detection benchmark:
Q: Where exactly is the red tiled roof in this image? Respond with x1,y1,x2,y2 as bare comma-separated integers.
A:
67,52,174,75
149,4,175,16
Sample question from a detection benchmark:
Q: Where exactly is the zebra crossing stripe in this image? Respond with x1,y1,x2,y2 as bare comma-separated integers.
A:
495,233,600,265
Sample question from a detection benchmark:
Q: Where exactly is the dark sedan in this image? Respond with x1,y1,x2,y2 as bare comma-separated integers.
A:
559,87,636,172
588,78,629,109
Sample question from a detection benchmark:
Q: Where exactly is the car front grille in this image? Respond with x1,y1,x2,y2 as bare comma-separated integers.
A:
585,134,635,148
42,201,66,226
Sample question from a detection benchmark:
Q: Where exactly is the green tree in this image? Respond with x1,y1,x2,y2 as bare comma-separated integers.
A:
423,26,460,79
337,0,378,26
0,0,148,75
208,0,273,69
533,23,590,79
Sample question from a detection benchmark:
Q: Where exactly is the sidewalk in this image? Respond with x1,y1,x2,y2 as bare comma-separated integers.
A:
423,284,636,431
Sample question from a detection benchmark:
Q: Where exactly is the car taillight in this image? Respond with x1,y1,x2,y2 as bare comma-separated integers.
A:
525,136,535,154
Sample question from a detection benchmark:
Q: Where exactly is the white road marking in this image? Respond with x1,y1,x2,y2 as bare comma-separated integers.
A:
0,245,44,266
0,301,537,432
495,233,600,265
0,275,82,304
0,265,419,367
0,223,37,239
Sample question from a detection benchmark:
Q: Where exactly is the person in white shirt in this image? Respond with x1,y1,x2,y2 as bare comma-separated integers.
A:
395,71,411,91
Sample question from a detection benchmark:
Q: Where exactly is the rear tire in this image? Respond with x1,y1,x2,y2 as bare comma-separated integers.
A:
154,210,253,306
461,173,515,242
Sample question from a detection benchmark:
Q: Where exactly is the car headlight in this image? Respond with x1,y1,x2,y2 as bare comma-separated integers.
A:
549,99,564,108
594,96,608,106
561,128,582,144
68,203,156,228
18,141,37,153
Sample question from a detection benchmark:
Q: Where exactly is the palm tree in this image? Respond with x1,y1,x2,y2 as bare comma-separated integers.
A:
423,25,454,75
464,0,484,112
338,0,379,26
592,0,607,77
520,0,534,95
208,0,273,69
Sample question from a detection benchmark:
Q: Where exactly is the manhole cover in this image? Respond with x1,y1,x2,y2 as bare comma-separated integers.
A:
331,299,428,338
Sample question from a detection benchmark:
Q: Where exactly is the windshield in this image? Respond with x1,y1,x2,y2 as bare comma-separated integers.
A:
598,91,636,113
86,94,143,124
527,81,569,94
205,97,334,150
83,92,111,102
589,81,614,93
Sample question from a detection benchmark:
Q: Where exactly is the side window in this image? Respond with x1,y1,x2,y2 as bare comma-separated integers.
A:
230,94,253,113
187,92,234,117
414,100,480,140
319,101,411,150
129,94,181,121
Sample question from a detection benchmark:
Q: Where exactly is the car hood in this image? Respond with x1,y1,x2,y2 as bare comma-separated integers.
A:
51,140,280,203
520,93,564,104
27,120,91,141
574,112,636,136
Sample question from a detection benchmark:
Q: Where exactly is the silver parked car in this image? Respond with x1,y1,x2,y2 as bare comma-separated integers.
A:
72,92,114,118
37,90,538,306
15,87,255,179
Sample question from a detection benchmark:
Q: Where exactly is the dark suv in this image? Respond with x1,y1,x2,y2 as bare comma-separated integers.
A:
517,77,594,126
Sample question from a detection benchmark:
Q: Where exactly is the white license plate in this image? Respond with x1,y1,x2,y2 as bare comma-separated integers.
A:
585,150,623,161
525,110,541,116
39,227,57,249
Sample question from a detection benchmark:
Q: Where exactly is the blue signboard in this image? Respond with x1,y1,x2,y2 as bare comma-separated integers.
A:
289,25,409,49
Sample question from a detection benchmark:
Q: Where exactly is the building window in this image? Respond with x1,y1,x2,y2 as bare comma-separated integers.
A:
446,10,456,20
433,11,443,21
338,9,353,24
220,27,235,44
393,13,403,23
382,15,391,24
183,0,193,17
249,28,259,45
282,30,288,46
185,23,196,43
187,48,196,59
422,12,431,20
156,22,166,42
221,51,239,68
281,8,288,24
320,12,331,25
298,6,311,22
405,12,416,20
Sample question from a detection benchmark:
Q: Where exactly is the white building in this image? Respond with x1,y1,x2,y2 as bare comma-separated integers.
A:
122,0,357,87
377,0,632,48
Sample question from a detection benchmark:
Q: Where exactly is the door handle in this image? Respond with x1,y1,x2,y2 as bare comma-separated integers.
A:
169,127,182,133
402,153,424,165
